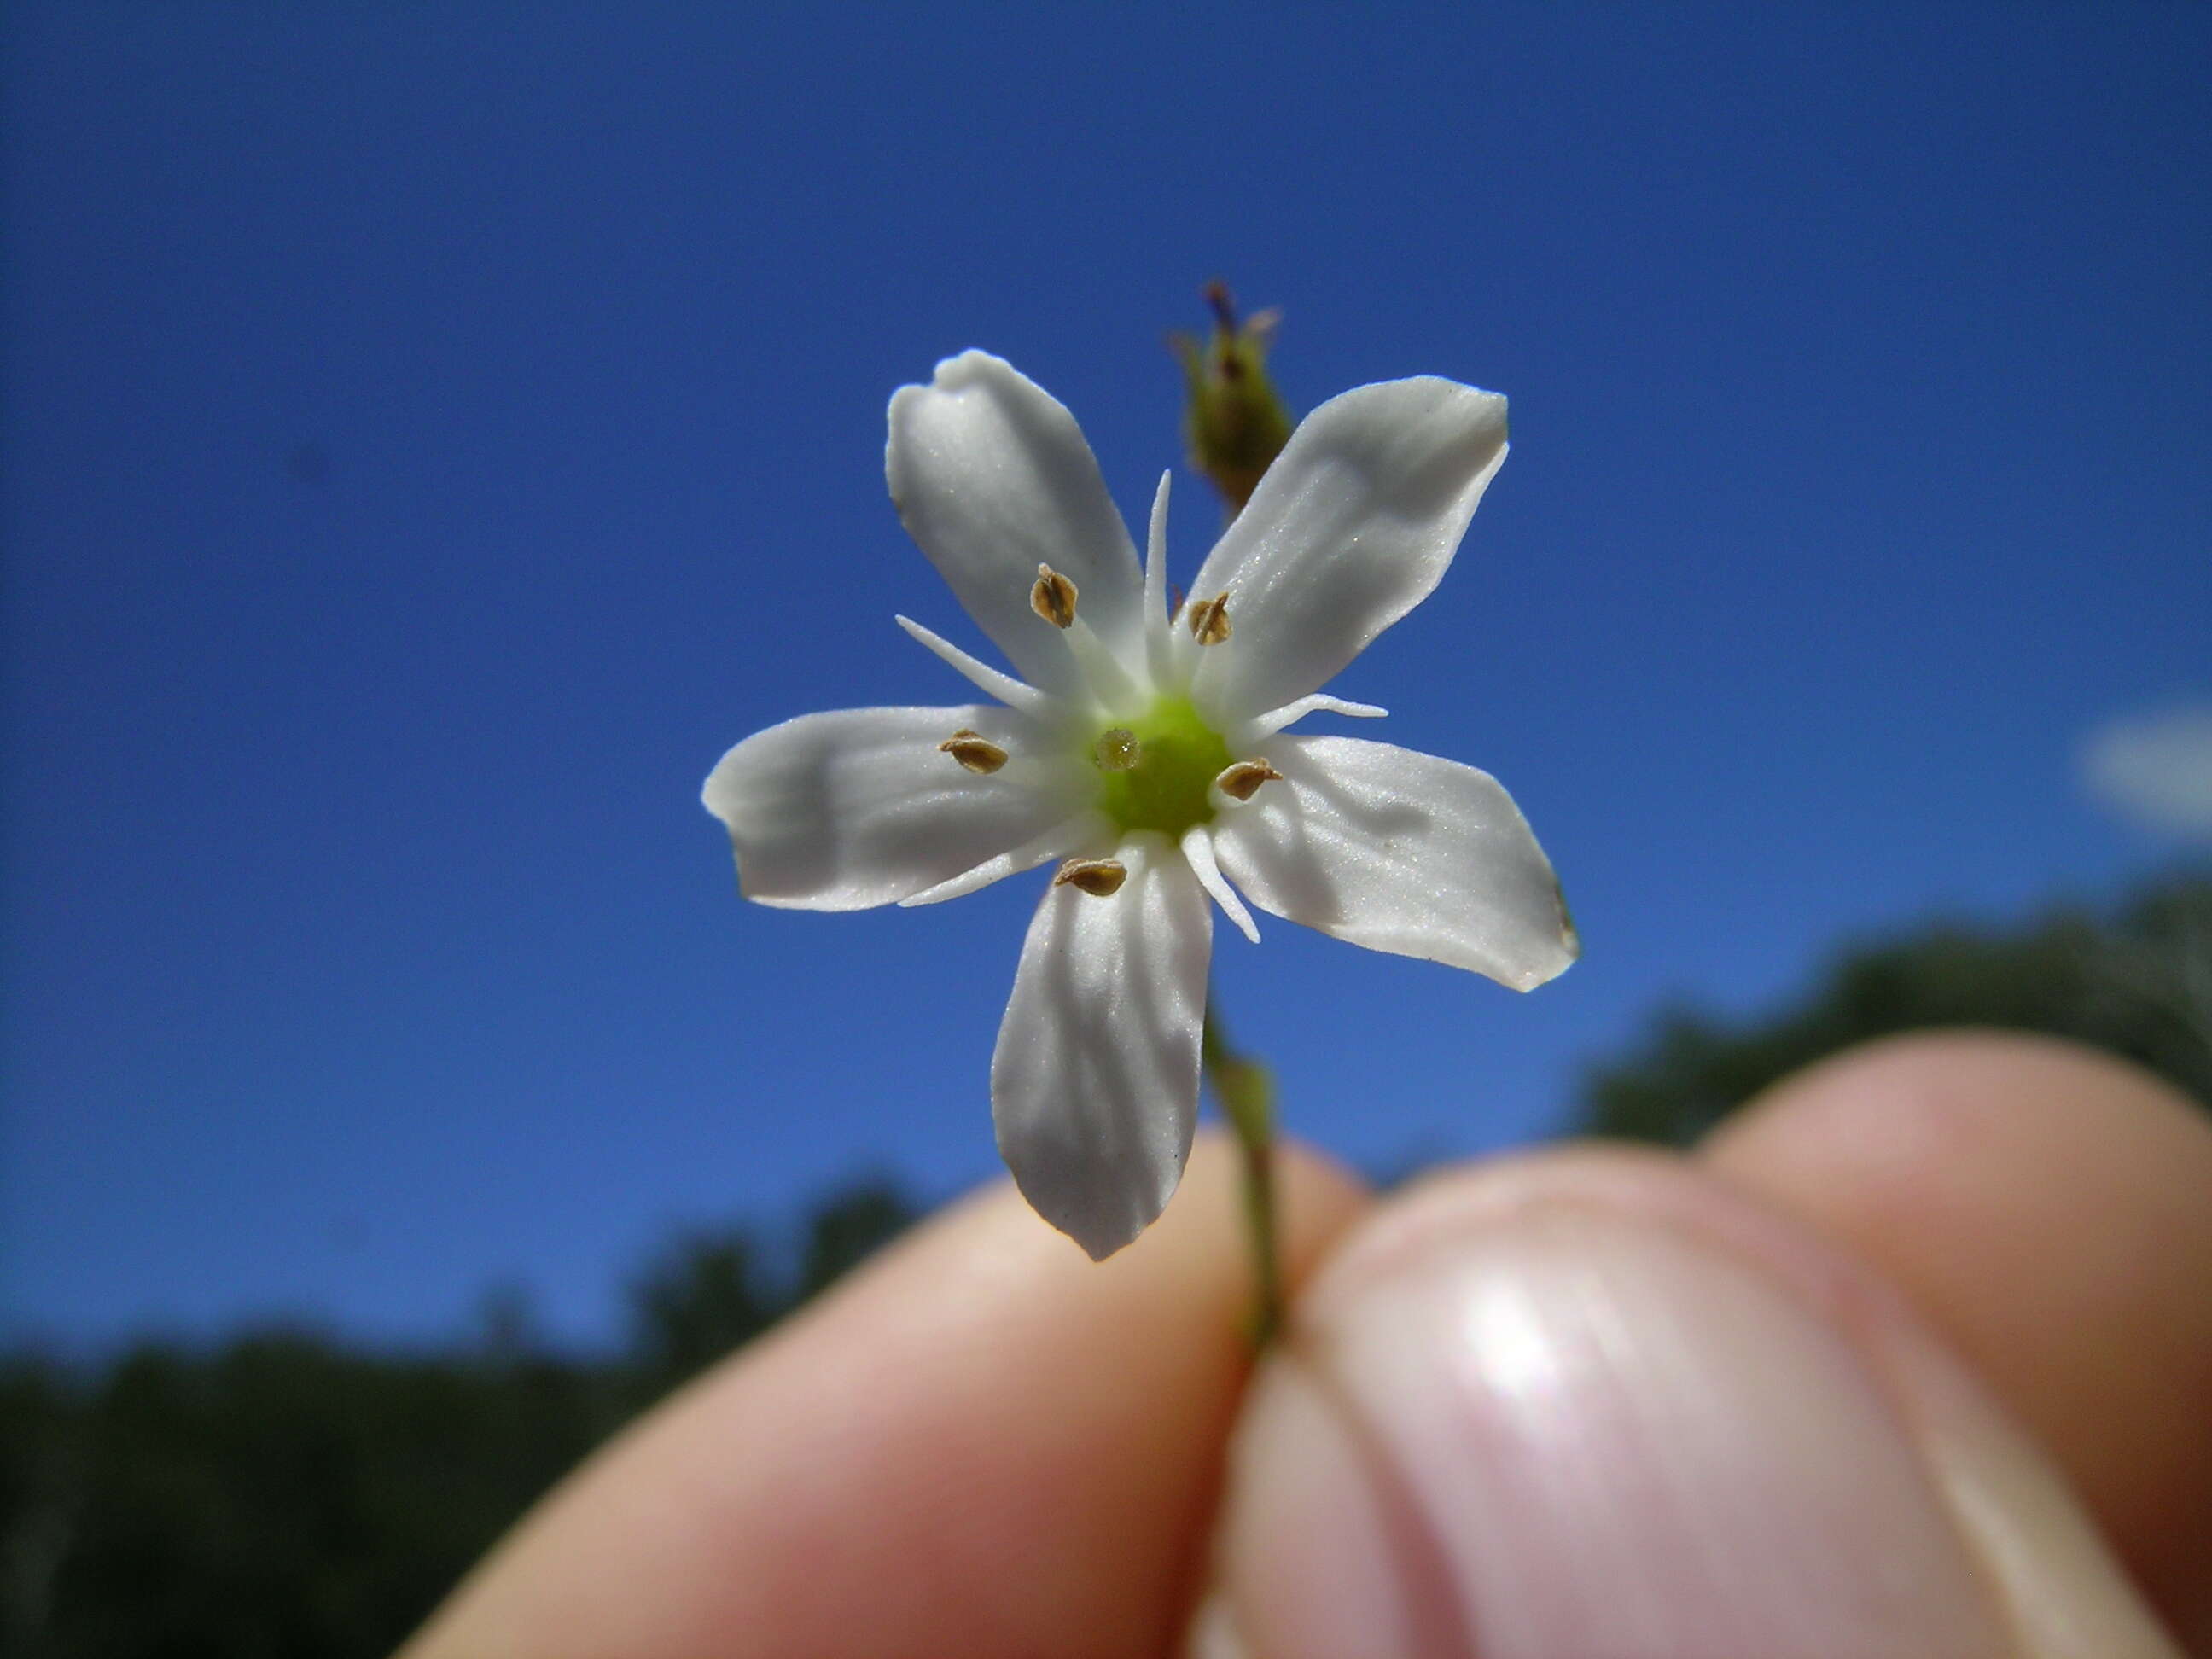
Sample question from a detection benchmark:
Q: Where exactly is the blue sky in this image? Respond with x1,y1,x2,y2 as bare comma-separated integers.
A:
5,3,2207,1351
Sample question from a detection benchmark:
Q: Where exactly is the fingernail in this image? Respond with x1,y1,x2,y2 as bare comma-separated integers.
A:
1890,1331,2182,1659
1214,1206,2013,1659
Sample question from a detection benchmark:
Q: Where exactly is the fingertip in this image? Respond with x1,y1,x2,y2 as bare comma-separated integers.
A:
1703,1030,2212,1639
1210,1142,2180,1659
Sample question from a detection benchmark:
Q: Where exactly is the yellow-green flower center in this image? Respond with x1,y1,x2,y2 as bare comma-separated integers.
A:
1091,696,1234,836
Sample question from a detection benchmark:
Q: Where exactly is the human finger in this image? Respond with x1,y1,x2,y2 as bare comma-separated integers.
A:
401,1134,1365,1659
1201,1144,2179,1658
1703,1030,2212,1648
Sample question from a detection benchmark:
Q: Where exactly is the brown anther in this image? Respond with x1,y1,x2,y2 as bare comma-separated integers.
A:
1216,759,1283,802
938,729,1008,774
1188,591,1231,644
1030,563,1079,629
1053,858,1128,897
1167,584,1185,624
1093,729,1140,772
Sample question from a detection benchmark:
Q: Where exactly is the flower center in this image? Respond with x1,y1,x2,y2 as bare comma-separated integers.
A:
1090,696,1235,837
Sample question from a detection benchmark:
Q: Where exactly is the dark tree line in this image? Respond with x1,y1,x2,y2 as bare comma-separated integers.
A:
6,875,2205,1656
1580,872,2210,1145
1,1187,916,1659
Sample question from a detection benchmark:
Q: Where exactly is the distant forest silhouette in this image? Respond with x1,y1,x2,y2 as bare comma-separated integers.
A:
7,875,2206,1656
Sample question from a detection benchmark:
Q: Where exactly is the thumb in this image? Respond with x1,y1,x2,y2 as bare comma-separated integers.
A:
1194,1149,2180,1659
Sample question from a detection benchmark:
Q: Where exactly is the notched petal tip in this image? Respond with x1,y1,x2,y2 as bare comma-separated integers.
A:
885,351,1012,425
924,346,1010,391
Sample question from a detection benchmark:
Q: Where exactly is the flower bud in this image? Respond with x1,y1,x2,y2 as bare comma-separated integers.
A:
1169,281,1293,515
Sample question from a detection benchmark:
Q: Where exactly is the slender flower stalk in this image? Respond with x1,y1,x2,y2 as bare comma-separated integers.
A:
1202,1005,1283,1344
704,352,1576,1266
1181,321,1295,1342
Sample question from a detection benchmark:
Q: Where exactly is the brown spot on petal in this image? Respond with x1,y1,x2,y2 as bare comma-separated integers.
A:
1053,858,1128,897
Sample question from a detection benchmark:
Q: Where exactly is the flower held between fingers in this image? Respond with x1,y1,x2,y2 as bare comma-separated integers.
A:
704,352,1576,1260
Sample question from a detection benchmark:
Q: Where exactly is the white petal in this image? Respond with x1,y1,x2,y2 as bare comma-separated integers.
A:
703,706,1092,911
1179,824,1260,944
887,352,1146,699
899,809,1114,907
1185,378,1509,724
992,833,1210,1260
1208,735,1576,990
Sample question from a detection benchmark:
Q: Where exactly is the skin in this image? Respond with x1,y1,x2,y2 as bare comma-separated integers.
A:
404,1032,2212,1657
1704,1031,2212,1643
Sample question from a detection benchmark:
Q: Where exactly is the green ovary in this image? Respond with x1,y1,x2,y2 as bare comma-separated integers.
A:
1091,696,1235,836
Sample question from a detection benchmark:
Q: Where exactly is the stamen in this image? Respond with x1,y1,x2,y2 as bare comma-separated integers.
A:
894,615,1055,721
1215,759,1283,801
1053,858,1128,897
1030,563,1079,630
1244,692,1389,739
1144,471,1177,691
1188,591,1231,645
1179,825,1260,944
938,730,1008,774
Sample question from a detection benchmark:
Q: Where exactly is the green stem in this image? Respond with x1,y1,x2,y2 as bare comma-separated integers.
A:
1202,1000,1283,1348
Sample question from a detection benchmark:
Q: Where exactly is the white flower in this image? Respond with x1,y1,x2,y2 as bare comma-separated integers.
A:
704,352,1576,1259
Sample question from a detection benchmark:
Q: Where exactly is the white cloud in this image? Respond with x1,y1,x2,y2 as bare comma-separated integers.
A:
2083,704,2212,841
